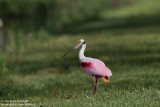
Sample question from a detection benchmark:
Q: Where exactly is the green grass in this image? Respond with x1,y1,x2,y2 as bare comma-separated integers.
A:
101,0,160,18
1,0,160,106
1,30,160,106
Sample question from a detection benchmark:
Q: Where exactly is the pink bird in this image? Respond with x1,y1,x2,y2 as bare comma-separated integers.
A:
63,39,112,95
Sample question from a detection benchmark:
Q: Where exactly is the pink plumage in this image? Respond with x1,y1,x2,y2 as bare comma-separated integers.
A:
81,58,112,78
63,39,112,95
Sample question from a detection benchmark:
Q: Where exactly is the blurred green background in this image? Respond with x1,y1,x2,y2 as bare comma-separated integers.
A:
0,0,160,106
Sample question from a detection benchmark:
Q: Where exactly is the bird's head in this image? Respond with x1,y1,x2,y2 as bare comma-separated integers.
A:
63,39,86,57
77,39,86,47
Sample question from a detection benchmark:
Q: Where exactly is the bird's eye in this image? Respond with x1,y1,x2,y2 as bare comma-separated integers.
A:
78,41,81,43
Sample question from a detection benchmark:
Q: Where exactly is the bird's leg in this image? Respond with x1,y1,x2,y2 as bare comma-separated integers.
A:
94,76,98,95
90,77,94,94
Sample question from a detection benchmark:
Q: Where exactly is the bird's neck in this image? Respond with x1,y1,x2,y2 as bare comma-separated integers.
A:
79,44,86,61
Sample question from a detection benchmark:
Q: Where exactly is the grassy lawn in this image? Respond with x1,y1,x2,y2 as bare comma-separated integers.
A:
0,0,160,106
1,29,160,106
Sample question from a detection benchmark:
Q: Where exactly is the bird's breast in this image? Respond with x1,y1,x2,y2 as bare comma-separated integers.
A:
81,62,93,68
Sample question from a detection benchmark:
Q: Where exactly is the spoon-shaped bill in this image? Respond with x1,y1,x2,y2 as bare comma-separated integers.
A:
63,48,73,57
63,44,79,57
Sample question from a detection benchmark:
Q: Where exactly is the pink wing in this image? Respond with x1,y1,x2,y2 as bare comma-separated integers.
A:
87,58,112,77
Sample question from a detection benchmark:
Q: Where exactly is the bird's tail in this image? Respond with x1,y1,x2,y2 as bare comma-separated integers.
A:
101,76,110,82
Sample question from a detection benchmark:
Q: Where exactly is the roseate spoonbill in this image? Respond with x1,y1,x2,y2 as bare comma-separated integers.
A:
63,39,112,95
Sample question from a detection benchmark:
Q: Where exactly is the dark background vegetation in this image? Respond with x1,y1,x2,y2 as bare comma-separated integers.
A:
0,0,160,106
0,0,136,33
